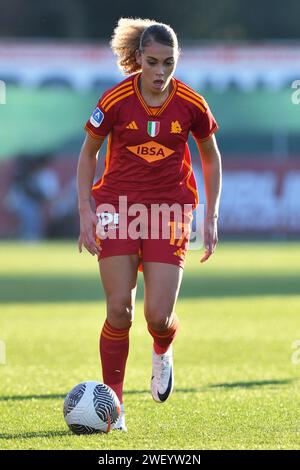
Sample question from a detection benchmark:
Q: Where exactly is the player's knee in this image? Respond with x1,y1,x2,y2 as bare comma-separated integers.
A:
146,308,172,331
107,295,134,327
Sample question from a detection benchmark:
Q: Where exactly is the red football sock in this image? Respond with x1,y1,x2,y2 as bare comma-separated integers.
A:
147,315,179,354
100,319,131,404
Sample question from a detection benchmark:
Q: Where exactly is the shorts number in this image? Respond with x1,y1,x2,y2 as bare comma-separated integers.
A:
168,221,190,247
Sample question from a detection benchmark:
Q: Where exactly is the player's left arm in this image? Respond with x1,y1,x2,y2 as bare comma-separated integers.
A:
195,134,222,263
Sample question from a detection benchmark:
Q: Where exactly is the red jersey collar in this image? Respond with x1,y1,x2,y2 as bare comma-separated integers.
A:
133,73,177,117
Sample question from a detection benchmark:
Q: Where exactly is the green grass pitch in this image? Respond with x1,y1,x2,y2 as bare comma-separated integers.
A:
0,241,299,450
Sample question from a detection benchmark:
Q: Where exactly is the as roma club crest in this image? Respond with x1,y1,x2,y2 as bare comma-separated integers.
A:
147,121,160,137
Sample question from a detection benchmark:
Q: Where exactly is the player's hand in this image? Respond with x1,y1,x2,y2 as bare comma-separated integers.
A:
78,207,101,256
200,216,218,263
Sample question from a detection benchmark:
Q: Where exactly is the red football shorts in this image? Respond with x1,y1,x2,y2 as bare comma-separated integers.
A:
94,204,193,270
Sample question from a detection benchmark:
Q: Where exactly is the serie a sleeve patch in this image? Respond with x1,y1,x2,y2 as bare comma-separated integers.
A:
90,107,104,128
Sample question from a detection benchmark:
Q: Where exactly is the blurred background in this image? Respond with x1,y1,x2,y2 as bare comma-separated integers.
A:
1,0,300,451
0,0,299,240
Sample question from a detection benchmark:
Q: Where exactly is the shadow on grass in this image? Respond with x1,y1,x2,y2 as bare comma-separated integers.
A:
0,394,67,401
0,431,71,440
0,389,200,402
1,272,300,303
207,378,297,389
1,379,296,403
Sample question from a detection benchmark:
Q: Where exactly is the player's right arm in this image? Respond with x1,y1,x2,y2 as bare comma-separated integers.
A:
77,85,117,255
77,134,105,256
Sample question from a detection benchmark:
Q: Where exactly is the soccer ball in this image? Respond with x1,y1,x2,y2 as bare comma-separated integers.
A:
63,381,120,434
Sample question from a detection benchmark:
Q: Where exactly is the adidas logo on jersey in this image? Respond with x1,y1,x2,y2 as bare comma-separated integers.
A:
126,121,138,130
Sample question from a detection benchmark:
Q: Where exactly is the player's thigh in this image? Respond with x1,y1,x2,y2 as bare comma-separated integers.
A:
99,255,139,326
143,262,183,328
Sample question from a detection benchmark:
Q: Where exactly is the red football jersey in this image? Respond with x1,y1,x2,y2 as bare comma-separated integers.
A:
85,73,218,209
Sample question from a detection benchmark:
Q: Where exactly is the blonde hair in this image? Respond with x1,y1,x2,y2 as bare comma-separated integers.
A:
110,17,179,75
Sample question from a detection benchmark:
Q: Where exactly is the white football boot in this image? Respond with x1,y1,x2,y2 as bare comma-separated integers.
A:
151,346,174,403
111,403,127,432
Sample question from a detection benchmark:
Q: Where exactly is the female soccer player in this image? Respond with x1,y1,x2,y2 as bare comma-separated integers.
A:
77,18,222,431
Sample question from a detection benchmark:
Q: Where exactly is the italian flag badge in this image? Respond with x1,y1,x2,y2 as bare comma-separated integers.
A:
147,121,160,137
